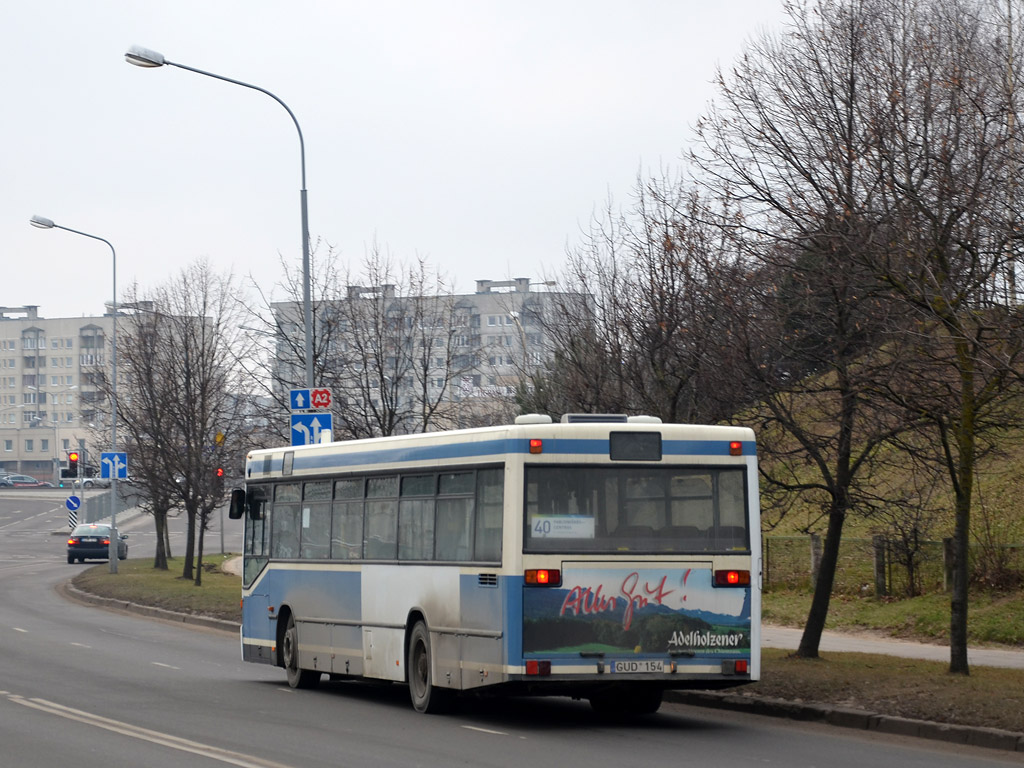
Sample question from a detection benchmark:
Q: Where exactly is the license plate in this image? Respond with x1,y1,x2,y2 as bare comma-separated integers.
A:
82,537,98,542
612,660,664,673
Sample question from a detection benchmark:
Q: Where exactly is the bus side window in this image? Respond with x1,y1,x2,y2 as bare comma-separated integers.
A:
474,469,504,562
435,497,472,561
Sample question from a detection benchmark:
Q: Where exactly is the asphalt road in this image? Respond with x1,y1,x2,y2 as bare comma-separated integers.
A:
1,489,1021,768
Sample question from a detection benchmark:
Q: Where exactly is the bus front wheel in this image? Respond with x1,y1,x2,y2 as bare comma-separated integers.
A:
282,614,320,689
407,621,452,714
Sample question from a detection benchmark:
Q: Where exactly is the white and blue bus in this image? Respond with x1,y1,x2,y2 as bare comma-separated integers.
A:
229,414,760,714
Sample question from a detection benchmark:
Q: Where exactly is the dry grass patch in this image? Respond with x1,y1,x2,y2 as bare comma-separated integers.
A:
72,554,241,623
752,648,1024,733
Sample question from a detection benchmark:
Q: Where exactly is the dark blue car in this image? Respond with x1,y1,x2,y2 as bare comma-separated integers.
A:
67,523,128,564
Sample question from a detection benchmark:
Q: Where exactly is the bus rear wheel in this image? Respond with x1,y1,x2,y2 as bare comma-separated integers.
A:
282,614,320,689
407,621,452,714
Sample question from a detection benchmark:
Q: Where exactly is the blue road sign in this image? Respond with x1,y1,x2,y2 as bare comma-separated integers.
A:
101,452,129,479
290,388,311,411
65,495,82,511
291,413,333,446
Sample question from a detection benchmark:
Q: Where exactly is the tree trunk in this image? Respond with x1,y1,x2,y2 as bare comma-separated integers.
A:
795,502,846,658
152,509,168,570
194,519,205,587
949,342,975,675
182,507,197,581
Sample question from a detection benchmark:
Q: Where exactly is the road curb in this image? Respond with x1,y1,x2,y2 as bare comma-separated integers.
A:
60,581,240,634
665,690,1024,753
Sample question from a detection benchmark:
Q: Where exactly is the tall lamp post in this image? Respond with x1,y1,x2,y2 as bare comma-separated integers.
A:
124,45,314,389
30,215,121,574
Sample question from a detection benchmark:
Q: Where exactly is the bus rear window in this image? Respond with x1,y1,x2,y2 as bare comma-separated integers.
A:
524,465,748,553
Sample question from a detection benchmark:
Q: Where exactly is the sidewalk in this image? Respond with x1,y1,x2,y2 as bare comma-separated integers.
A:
762,624,1024,669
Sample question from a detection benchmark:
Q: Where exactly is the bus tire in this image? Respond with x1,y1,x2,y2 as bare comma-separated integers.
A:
282,614,320,689
407,621,452,714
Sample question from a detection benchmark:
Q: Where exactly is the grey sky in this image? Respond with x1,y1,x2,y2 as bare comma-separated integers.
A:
5,1,785,319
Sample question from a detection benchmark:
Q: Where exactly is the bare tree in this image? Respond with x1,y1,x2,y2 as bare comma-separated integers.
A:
859,0,1024,673
116,261,250,583
522,179,750,423
691,0,929,660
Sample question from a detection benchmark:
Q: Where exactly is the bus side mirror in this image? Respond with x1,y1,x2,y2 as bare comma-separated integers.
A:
228,488,246,520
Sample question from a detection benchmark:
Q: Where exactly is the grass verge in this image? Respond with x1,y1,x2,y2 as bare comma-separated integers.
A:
71,554,242,623
755,648,1024,734
763,588,1024,646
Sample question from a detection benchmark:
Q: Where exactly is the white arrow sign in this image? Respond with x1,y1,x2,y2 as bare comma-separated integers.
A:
101,452,128,479
291,413,333,446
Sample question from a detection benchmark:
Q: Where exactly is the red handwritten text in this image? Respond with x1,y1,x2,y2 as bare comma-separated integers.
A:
620,572,675,630
558,572,677,631
560,584,617,619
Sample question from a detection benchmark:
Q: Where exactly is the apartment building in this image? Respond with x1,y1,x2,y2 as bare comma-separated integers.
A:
269,278,582,432
0,305,114,481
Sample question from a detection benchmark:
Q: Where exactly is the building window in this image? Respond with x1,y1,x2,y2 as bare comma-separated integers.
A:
25,440,34,453
3,440,12,452
41,439,49,452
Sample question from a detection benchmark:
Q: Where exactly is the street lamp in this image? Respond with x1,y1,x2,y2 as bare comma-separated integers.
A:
124,45,315,389
30,215,121,574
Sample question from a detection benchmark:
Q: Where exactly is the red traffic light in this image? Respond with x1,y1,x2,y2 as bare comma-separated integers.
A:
68,451,79,462
215,467,224,478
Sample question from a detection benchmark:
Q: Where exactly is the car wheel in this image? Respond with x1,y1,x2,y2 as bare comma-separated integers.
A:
67,554,74,564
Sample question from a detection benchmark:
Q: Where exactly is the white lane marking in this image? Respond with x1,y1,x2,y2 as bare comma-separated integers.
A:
13,628,28,633
70,642,91,649
461,725,509,735
8,694,299,768
152,662,181,670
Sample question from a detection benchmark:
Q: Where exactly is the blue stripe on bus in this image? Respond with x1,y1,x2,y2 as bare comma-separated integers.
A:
273,438,754,475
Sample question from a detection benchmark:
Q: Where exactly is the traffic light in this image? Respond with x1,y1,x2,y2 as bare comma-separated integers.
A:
215,467,224,479
67,451,79,475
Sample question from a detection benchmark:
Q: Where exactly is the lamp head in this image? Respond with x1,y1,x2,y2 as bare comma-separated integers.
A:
125,45,165,68
30,215,55,229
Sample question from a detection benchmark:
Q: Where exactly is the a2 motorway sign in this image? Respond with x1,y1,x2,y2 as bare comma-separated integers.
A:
290,388,333,446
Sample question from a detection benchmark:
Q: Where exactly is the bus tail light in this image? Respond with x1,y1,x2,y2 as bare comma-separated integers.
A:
529,439,543,454
524,568,561,586
526,660,551,676
729,441,743,456
713,569,750,587
723,659,749,675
